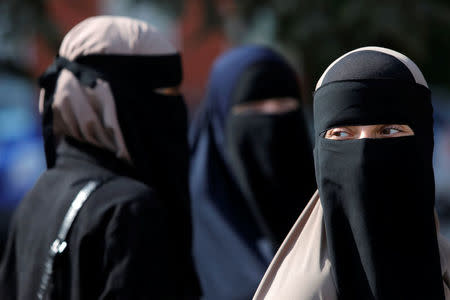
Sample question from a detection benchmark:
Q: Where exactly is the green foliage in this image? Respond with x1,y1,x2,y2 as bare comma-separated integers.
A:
132,0,223,29
236,0,450,102
2,0,61,51
0,0,61,79
131,0,185,17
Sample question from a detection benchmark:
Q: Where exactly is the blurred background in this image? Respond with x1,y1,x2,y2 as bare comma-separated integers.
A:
1,0,450,258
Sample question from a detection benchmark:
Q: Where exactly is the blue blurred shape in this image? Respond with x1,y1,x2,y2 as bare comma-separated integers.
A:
0,74,45,209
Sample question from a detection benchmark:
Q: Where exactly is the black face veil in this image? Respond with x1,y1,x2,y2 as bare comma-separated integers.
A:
313,48,445,299
39,53,200,294
225,59,316,247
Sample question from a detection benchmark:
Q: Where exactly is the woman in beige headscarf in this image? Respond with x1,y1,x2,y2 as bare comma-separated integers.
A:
0,16,201,299
253,46,450,300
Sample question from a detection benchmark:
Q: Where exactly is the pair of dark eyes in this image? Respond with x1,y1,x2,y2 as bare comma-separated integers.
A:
324,125,414,140
330,126,402,137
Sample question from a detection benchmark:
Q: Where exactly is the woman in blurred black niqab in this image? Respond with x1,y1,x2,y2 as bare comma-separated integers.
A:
190,45,316,300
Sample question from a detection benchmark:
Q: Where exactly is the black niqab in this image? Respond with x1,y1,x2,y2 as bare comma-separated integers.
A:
225,60,316,246
313,49,444,299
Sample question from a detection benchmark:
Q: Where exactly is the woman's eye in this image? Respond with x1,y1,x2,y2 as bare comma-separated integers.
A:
333,131,350,137
381,127,400,135
325,128,353,140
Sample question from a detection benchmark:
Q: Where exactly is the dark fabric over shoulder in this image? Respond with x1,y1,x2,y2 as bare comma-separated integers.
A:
0,141,199,300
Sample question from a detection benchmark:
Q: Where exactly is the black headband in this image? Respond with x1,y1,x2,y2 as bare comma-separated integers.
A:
75,54,182,88
313,79,432,135
38,56,101,90
39,53,182,92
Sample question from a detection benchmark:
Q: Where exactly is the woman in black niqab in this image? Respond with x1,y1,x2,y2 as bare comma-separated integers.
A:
190,45,316,300
0,16,201,300
314,46,444,299
253,46,450,300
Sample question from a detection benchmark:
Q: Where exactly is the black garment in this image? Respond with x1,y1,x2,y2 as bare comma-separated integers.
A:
313,49,444,299
0,210,13,260
0,139,198,299
225,60,316,247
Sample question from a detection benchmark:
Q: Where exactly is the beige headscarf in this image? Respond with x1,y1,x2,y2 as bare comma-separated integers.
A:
253,191,450,299
39,16,177,162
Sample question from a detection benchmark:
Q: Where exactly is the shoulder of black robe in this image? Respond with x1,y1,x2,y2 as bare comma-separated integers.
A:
0,139,195,300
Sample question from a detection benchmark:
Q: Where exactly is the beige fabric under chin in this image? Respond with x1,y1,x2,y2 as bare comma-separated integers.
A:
253,190,450,300
38,16,177,163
